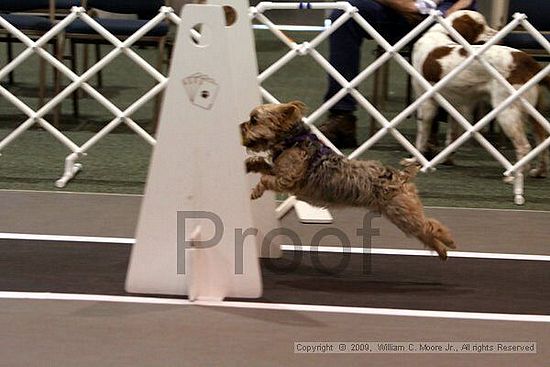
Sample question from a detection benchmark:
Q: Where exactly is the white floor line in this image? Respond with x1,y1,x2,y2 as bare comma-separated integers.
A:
426,205,550,214
0,233,135,244
200,300,550,323
1,232,549,261
280,245,550,262
0,189,143,197
0,291,191,306
0,291,547,323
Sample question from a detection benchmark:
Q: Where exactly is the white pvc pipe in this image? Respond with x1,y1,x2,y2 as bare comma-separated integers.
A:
252,24,328,32
254,13,297,50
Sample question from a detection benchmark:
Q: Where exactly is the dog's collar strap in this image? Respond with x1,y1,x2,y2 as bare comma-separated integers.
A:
275,130,332,165
280,124,309,142
284,131,317,146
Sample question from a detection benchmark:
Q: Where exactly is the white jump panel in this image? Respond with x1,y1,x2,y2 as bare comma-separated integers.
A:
126,3,271,300
208,0,284,256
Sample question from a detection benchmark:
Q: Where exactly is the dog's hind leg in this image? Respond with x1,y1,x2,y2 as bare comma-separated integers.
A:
495,106,532,182
442,104,470,165
401,99,438,166
529,117,548,178
416,100,439,155
380,183,455,260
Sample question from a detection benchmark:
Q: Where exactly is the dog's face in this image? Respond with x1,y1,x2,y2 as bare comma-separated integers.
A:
240,101,306,152
445,10,497,44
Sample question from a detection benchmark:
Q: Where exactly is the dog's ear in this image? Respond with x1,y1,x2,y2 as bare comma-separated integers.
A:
451,14,484,44
288,100,306,115
278,101,306,122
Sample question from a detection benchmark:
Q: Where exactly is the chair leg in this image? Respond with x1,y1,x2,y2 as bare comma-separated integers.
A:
83,43,88,71
153,37,167,132
371,50,388,136
370,47,391,137
371,67,381,137
39,56,46,108
165,41,173,72
52,41,58,97
406,72,412,105
70,39,80,117
53,34,66,127
405,50,413,105
381,61,389,101
95,43,103,88
156,38,166,74
7,36,15,84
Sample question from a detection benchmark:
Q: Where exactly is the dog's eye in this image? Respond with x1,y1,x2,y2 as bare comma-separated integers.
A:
250,116,257,124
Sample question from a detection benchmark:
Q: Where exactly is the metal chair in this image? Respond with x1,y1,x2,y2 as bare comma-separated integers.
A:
1,1,83,109
0,0,55,104
59,0,168,122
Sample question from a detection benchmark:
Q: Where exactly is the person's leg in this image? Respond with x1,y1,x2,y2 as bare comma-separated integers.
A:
321,0,414,148
324,0,413,111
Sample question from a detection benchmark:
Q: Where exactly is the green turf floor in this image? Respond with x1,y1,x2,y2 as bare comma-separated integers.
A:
1,30,550,210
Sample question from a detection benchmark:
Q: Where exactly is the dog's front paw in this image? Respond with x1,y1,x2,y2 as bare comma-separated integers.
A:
250,183,266,200
250,190,264,200
245,157,258,173
245,157,271,174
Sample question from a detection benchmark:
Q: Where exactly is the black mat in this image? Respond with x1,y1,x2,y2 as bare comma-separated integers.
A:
0,240,548,314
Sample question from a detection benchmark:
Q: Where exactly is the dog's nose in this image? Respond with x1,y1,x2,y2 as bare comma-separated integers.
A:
478,27,498,43
487,28,497,38
239,123,247,145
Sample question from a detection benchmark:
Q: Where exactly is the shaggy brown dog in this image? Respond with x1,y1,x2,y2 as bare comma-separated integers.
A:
240,101,456,260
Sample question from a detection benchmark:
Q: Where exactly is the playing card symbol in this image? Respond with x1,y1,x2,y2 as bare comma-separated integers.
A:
182,72,219,110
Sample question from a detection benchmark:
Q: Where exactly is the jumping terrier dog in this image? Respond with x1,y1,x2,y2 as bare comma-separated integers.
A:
240,101,455,260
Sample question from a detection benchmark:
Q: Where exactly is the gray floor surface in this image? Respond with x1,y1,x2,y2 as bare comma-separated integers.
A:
0,299,547,367
0,190,548,366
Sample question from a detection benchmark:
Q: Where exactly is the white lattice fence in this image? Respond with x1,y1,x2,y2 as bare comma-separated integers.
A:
251,2,550,207
0,6,181,186
0,2,549,206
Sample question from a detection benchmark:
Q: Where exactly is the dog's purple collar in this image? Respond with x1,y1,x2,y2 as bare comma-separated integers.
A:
274,127,333,165
285,132,332,154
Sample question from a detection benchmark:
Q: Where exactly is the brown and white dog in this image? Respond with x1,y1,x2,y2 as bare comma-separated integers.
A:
404,10,550,179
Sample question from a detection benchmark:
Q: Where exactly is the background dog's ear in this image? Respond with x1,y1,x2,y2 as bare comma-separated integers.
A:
451,14,484,44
